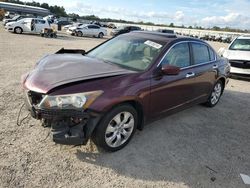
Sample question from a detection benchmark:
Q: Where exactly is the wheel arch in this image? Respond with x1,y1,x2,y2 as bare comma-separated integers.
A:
100,99,145,131
14,26,23,33
217,76,226,93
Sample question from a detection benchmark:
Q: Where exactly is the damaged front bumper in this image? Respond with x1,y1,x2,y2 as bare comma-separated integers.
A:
25,97,101,146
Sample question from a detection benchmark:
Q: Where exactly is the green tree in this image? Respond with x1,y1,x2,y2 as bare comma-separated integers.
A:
169,23,174,27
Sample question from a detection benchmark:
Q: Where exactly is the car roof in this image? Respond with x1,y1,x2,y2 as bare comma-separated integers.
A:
237,35,250,39
127,31,207,44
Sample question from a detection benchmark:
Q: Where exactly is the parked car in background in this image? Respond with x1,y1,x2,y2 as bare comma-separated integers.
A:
5,18,50,34
22,31,230,151
156,29,174,34
75,24,107,38
56,20,72,31
3,15,34,26
4,11,16,19
215,35,222,42
66,23,84,35
219,35,250,76
199,35,209,41
111,25,141,36
107,23,116,29
221,35,232,43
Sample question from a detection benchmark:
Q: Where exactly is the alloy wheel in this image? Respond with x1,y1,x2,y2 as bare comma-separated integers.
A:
210,82,222,105
15,28,22,34
105,111,134,148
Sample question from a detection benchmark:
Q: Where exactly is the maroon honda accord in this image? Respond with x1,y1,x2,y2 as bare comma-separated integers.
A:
22,31,230,151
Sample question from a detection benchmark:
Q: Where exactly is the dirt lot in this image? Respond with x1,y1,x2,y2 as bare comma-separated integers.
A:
0,25,250,188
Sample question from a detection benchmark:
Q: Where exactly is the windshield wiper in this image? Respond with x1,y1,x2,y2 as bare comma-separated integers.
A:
102,59,139,72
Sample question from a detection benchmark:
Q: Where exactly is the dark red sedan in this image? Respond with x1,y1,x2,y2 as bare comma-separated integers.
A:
22,31,230,151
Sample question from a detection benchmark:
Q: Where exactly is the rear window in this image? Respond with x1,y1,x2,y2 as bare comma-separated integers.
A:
191,43,210,64
36,20,46,24
208,48,216,61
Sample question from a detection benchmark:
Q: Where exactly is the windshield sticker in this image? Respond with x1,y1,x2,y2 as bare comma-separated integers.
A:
144,40,162,49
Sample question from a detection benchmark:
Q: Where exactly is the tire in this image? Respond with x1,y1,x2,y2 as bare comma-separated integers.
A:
92,104,138,152
205,80,223,107
14,27,23,34
98,32,104,38
77,31,83,37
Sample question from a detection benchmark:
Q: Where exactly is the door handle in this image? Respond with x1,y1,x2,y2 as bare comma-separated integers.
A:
213,64,218,69
186,72,195,78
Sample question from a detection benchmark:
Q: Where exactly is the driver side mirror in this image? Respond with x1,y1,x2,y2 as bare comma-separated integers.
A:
161,64,180,75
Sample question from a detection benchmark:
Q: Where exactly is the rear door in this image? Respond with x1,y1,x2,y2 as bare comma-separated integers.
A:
150,42,197,118
190,42,218,100
86,25,95,36
92,25,101,36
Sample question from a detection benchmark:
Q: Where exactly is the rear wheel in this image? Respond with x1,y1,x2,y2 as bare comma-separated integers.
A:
205,80,223,107
14,27,23,34
92,104,138,152
98,32,104,38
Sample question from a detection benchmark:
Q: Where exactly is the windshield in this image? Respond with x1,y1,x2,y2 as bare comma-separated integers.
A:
229,39,250,51
86,36,165,71
12,16,19,20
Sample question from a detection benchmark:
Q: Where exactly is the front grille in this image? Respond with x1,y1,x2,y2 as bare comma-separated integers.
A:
230,60,250,69
36,108,89,119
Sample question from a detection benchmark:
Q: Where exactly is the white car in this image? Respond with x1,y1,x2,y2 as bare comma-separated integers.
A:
74,24,107,38
5,18,50,34
219,35,250,75
66,23,84,34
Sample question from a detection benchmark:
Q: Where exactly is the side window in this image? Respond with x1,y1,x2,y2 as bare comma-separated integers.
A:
38,20,45,24
93,25,100,29
162,43,190,68
192,43,210,64
208,47,215,61
130,27,134,30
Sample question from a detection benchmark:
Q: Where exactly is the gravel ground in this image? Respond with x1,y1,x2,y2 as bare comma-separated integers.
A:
0,25,250,188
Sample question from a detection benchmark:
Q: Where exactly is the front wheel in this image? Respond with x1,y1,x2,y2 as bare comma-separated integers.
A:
205,80,223,107
92,104,138,152
14,27,23,34
77,31,83,37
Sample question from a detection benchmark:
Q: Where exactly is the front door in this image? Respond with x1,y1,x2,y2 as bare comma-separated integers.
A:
150,42,197,118
22,19,31,32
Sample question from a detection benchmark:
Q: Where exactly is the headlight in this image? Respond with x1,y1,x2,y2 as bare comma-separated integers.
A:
38,90,103,110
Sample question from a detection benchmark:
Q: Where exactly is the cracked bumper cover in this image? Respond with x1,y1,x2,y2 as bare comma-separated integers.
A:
26,103,101,146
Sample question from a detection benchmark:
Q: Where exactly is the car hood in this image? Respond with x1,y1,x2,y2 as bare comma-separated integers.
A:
4,18,15,22
224,50,250,61
23,54,135,93
6,21,17,26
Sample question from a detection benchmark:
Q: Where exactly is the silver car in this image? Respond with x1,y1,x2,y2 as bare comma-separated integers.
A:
219,35,250,75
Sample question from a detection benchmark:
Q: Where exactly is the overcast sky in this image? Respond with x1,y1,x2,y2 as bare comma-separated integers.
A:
27,0,250,29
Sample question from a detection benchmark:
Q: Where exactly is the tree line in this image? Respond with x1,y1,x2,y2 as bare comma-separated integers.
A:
0,0,249,33
4,0,67,17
